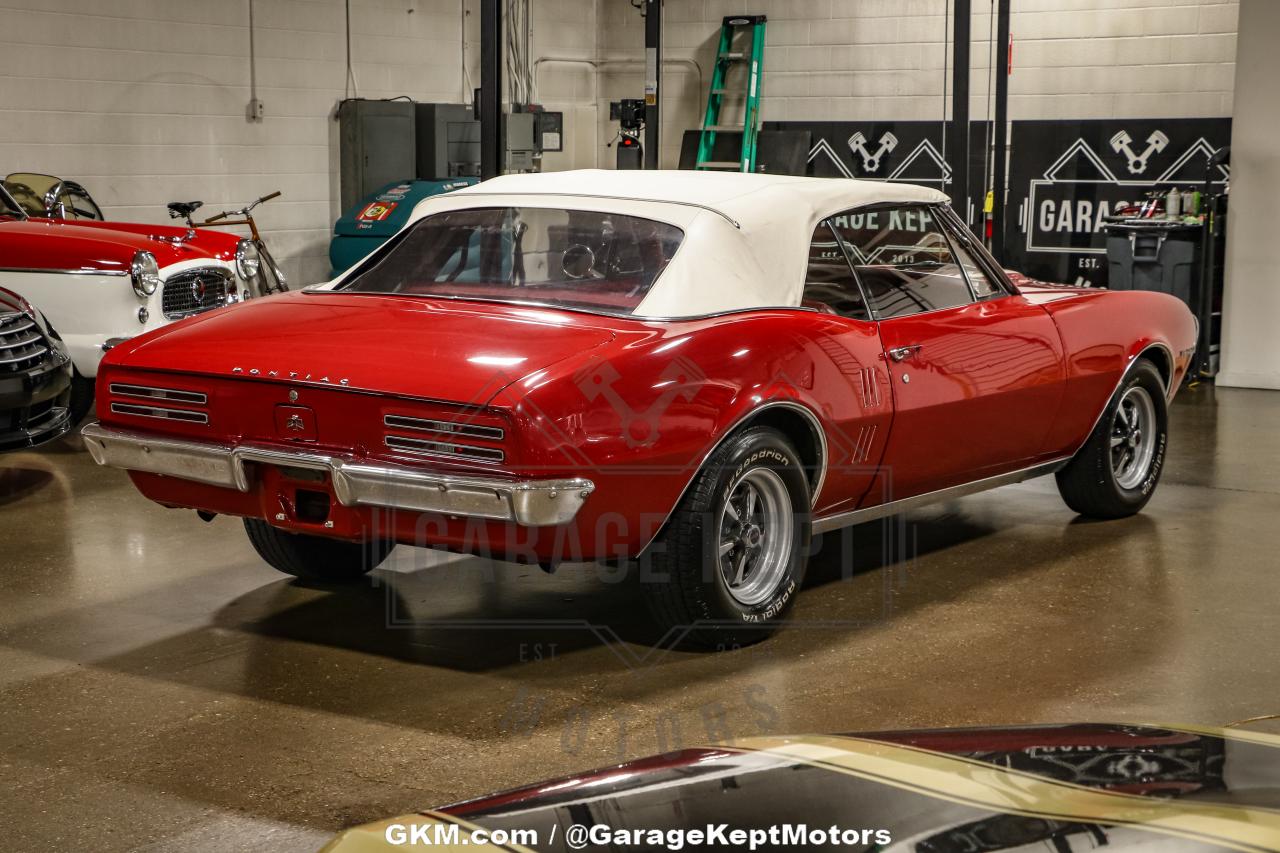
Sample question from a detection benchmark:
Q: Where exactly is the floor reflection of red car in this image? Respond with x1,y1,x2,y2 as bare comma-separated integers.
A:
321,723,1280,853
82,172,1196,645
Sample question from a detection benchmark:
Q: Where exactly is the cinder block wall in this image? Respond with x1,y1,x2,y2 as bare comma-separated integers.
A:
1,0,1239,280
596,0,1238,168
1,0,598,286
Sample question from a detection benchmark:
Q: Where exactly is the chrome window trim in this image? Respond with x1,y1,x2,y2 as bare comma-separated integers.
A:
109,402,209,424
384,414,505,441
934,203,1017,297
80,423,592,527
826,201,978,322
109,383,208,405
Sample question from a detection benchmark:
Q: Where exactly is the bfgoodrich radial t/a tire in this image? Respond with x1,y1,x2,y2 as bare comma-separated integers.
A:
640,425,812,648
1056,359,1169,519
244,519,393,582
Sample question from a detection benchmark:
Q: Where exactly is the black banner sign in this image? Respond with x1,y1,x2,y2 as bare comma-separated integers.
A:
764,117,1231,286
1004,118,1230,285
762,119,989,228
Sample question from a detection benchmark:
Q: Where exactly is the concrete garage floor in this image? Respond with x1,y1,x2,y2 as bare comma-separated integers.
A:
1,385,1278,851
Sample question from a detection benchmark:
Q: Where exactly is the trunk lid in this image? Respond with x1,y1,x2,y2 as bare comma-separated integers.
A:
111,291,618,405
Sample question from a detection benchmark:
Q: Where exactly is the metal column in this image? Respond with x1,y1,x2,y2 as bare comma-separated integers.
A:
480,0,504,180
950,0,971,228
990,0,1011,259
643,0,662,170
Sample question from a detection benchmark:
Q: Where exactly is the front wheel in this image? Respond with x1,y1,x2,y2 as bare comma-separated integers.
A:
1055,359,1168,519
640,426,812,648
244,519,393,582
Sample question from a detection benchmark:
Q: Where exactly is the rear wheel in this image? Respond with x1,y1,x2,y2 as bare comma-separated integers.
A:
640,426,811,648
1055,359,1168,519
244,519,393,582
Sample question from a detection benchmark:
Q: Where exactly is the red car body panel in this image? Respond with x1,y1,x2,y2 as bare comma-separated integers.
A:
95,266,1196,564
873,294,1067,499
0,216,239,271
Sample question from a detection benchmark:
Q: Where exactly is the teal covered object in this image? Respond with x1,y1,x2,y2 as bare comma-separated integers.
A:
329,178,478,276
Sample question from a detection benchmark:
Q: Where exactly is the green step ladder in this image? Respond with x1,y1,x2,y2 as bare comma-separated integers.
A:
695,15,767,173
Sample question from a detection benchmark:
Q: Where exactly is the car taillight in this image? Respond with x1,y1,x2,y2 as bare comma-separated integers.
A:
108,382,210,424
382,413,506,464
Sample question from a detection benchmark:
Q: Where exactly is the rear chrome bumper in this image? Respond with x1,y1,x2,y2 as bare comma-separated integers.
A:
81,423,593,527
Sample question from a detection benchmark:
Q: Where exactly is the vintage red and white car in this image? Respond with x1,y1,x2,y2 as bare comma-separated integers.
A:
82,171,1196,645
0,180,264,421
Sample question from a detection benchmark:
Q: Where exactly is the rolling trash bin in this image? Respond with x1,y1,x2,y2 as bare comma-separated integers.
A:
1104,222,1202,306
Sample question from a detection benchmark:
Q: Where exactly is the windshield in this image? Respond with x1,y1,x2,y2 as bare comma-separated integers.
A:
4,173,57,216
337,207,684,314
3,173,103,220
0,181,25,219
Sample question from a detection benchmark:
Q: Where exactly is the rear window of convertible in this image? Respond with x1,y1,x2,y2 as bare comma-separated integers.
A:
337,207,684,314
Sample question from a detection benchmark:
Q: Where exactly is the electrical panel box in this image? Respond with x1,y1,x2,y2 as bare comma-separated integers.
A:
505,112,537,172
338,99,416,212
416,103,481,180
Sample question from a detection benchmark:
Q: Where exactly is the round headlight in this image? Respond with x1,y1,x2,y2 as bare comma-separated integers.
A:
130,251,161,297
236,239,261,281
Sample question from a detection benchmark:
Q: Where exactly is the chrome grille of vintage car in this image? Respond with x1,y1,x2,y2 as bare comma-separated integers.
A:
108,382,210,424
383,413,506,464
0,311,52,373
161,267,235,320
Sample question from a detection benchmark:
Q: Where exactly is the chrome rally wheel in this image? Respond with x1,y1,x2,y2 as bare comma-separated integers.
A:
1110,384,1158,490
1056,358,1169,519
640,425,812,648
717,467,795,607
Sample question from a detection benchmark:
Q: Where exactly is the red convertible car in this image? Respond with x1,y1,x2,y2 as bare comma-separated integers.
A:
82,172,1196,645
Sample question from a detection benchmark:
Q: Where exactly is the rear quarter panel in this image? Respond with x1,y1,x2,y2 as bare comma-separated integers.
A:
502,309,888,560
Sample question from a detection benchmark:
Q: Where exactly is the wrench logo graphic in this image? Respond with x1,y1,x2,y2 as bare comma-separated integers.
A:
576,355,705,448
1110,129,1169,175
847,131,898,173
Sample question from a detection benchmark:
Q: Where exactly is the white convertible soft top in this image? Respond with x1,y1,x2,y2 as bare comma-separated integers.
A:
398,170,951,318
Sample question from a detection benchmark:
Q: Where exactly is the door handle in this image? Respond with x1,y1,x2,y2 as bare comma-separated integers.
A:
886,344,922,362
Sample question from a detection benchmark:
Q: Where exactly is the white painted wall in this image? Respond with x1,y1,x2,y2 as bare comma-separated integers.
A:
0,0,1241,279
0,0,597,286
1216,0,1280,390
596,0,1238,168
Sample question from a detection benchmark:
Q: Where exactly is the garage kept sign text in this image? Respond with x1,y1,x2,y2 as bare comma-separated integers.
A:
764,117,1230,287
1005,117,1230,286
